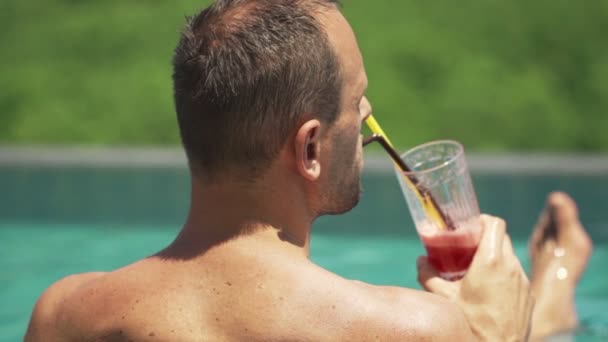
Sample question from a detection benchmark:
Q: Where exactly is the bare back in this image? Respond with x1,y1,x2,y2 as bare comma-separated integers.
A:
25,235,474,341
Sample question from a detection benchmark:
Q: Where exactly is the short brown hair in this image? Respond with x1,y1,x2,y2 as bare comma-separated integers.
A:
172,0,343,181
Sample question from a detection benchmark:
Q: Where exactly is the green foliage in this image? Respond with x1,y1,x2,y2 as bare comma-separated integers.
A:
1,0,607,151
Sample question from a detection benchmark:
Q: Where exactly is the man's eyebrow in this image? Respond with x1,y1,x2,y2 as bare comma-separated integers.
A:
355,85,366,101
360,80,368,97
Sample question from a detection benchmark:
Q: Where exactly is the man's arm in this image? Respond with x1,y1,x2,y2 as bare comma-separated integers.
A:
376,289,477,341
418,215,534,341
342,215,531,341
339,283,476,341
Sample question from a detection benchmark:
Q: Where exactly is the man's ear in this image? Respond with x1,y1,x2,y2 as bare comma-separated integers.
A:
294,119,322,181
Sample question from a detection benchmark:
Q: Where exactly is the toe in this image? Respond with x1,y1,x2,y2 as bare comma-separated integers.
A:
548,192,579,226
529,198,554,256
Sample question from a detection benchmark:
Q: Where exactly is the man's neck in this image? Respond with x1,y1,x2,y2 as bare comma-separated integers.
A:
172,173,314,258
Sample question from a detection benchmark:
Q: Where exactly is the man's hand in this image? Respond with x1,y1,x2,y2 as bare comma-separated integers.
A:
417,214,535,341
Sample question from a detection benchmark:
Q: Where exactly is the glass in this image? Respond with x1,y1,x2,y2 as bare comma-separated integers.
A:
363,134,482,280
395,140,481,280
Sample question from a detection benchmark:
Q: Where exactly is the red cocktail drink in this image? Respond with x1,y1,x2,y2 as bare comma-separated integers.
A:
421,235,479,280
418,219,481,280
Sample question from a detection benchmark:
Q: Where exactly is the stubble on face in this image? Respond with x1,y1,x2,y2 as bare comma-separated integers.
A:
314,8,368,217
319,132,363,216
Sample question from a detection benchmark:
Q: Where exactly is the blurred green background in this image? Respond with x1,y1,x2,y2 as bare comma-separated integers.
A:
1,0,607,152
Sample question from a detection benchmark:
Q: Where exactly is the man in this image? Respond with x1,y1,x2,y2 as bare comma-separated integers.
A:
25,1,592,341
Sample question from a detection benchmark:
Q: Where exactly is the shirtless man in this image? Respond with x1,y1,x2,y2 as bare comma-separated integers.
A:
25,1,592,341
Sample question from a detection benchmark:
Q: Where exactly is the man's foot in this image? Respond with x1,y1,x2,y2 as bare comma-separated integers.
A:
528,192,593,340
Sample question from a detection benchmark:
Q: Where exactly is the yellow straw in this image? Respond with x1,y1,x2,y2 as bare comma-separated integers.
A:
365,114,449,231
365,115,394,146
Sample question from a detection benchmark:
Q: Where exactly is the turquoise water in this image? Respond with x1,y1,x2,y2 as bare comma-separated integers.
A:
0,166,607,341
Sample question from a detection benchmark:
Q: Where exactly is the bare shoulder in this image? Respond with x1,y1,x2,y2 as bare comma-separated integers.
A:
339,281,475,341
298,264,474,341
24,272,106,342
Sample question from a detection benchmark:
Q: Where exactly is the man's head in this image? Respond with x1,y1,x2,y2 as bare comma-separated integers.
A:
173,0,370,215
173,0,342,181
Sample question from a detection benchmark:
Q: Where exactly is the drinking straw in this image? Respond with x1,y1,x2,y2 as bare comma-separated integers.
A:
364,115,454,231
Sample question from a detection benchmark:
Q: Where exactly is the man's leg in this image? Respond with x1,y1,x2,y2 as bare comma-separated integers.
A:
528,192,593,340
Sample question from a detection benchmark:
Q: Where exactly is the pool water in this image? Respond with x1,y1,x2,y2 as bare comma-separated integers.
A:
1,166,607,341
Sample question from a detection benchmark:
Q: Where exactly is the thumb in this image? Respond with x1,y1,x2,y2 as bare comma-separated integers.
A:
417,256,456,299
